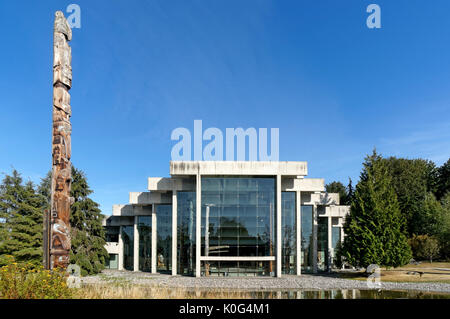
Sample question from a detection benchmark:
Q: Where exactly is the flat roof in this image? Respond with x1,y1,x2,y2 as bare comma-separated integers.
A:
170,161,308,176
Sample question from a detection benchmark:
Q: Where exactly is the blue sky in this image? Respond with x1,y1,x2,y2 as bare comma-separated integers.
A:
0,1,449,215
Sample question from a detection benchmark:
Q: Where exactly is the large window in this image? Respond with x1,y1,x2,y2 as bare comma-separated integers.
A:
301,205,313,273
105,226,119,243
332,226,341,251
282,192,296,274
201,177,276,276
138,216,152,272
157,205,172,273
317,217,329,272
121,226,134,271
177,192,196,276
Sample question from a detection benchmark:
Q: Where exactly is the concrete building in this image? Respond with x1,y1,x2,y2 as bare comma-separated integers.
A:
103,161,350,277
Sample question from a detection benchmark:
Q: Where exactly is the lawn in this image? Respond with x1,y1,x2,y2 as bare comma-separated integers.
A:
338,262,450,283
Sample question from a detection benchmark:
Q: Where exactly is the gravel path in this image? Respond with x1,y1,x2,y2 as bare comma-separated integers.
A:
81,270,450,294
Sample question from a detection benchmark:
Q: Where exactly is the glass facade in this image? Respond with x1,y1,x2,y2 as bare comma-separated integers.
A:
281,192,296,274
106,254,118,269
317,217,329,272
301,205,313,273
106,176,346,276
200,177,276,276
122,226,134,271
156,205,172,273
138,216,152,272
177,192,196,276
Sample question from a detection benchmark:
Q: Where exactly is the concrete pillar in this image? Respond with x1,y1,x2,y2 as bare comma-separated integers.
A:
296,191,301,276
328,216,332,272
276,174,282,278
312,204,318,274
151,204,157,274
172,190,177,276
195,173,202,277
133,216,139,271
118,225,123,271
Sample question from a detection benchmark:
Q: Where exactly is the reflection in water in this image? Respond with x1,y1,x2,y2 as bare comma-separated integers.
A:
182,289,450,299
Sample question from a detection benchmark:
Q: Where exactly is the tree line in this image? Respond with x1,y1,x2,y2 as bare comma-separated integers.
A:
0,167,108,276
1,152,449,274
327,151,450,267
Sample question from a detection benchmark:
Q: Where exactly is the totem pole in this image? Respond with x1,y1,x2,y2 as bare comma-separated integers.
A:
44,11,73,270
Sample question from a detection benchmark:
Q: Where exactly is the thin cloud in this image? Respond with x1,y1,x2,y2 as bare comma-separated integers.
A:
379,122,450,165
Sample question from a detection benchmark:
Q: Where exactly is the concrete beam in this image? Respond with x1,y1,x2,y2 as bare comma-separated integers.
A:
118,226,123,271
325,205,350,217
151,205,157,274
133,216,139,271
113,204,153,217
312,204,318,274
276,174,282,278
172,191,177,276
148,177,195,192
296,191,301,276
195,173,201,277
282,178,325,192
170,161,307,177
129,192,172,205
302,193,340,206
328,216,332,272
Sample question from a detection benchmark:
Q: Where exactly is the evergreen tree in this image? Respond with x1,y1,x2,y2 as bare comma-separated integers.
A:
40,167,108,276
341,151,412,268
347,177,354,205
0,170,46,266
436,159,450,200
383,157,435,236
70,167,108,275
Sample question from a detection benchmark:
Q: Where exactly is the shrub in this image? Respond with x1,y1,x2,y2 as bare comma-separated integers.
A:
408,234,440,263
0,256,73,299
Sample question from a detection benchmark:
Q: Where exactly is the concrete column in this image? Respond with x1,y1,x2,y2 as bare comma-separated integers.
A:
151,204,157,274
276,174,282,278
296,191,301,276
195,173,202,277
312,204,318,274
172,190,177,276
328,216,332,272
118,225,123,271
133,216,139,271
